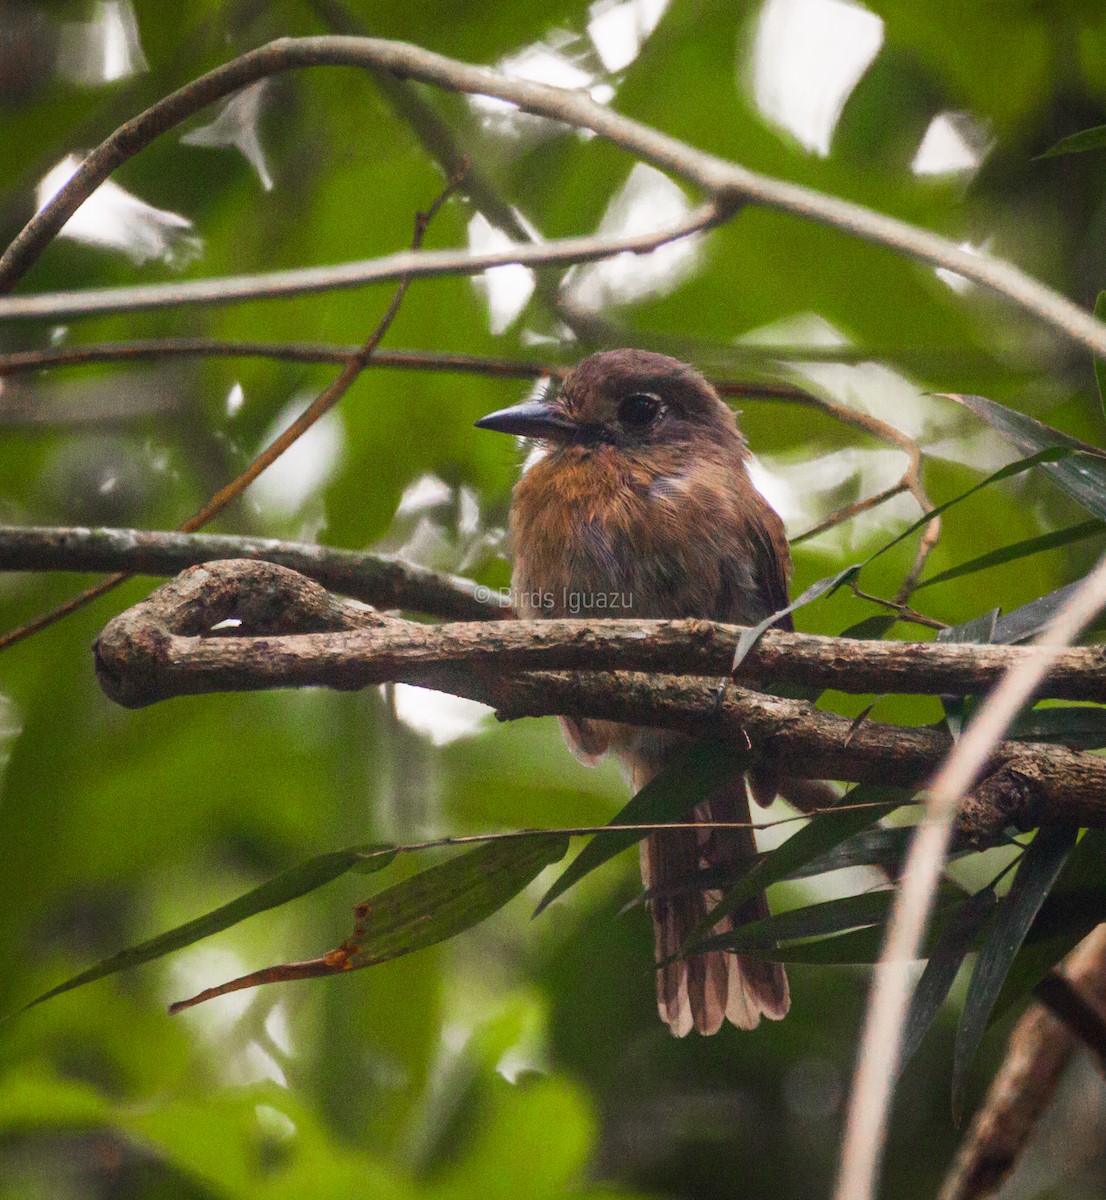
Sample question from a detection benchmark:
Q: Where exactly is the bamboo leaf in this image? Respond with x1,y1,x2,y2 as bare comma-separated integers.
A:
15,843,398,1015
345,835,568,967
1039,125,1106,158
534,738,749,917
991,832,1106,1020
731,565,860,669
863,447,1073,567
941,393,1106,520
915,521,1103,591
952,826,1079,1117
687,889,897,956
899,889,997,1072
1009,704,1106,750
170,835,569,1013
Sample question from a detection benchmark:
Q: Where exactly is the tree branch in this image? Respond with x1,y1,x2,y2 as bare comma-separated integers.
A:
0,524,505,621
89,561,1106,831
3,36,1105,361
0,201,729,320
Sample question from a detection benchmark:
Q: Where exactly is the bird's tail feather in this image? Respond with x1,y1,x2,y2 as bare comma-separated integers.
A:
639,775,789,1036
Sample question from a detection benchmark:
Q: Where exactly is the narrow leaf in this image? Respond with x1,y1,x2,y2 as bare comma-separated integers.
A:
1039,124,1106,158
534,738,749,917
838,614,899,640
916,521,1103,591
731,565,860,669
687,889,898,956
899,889,997,1072
952,825,1079,1117
864,447,1072,569
941,393,1106,520
171,835,568,1013
1009,704,1106,750
14,844,397,1014
991,575,1106,644
750,891,969,964
685,784,905,942
991,831,1106,1020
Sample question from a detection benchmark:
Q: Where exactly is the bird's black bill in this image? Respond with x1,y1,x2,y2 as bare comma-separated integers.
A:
474,398,577,441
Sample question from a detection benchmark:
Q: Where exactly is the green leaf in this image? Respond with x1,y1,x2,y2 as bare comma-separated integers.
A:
915,521,1103,591
796,825,917,878
864,447,1074,569
684,783,905,943
347,834,568,968
1039,124,1106,158
952,825,1079,1117
992,831,1106,1019
1095,291,1106,425
900,889,997,1072
14,843,398,1015
534,738,749,917
731,565,861,668
748,926,887,963
687,889,898,956
941,393,1106,519
992,575,1106,643
1009,704,1106,749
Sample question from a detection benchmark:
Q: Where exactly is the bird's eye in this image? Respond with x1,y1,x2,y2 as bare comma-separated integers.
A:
618,393,663,427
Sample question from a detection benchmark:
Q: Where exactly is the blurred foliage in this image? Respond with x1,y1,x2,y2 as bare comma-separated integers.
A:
3,0,1106,1197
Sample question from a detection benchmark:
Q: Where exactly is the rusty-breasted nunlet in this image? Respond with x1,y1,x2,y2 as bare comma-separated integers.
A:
477,348,804,1036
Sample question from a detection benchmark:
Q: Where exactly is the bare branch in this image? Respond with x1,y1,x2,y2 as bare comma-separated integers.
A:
86,561,1106,829
0,340,816,404
0,525,505,620
0,202,728,320
4,37,1104,360
68,555,1106,701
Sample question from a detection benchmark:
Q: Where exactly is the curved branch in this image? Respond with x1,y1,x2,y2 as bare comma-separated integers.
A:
1,36,1105,359
88,561,1106,831
83,560,1106,702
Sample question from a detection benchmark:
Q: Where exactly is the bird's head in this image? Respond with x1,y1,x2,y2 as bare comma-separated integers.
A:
475,349,743,458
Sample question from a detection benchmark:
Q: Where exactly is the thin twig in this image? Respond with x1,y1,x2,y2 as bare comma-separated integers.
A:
3,37,1106,362
0,202,728,319
833,549,1106,1200
0,339,817,404
0,170,465,654
848,581,946,631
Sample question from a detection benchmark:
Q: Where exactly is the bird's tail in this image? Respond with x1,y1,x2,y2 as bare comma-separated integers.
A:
639,775,790,1036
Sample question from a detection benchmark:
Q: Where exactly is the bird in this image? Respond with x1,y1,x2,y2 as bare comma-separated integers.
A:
476,348,796,1036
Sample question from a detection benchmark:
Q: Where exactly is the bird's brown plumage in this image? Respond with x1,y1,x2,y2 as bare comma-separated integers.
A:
481,349,792,1035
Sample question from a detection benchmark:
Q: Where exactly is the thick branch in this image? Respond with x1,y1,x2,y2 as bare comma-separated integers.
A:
83,558,1106,700
90,561,1106,831
0,524,505,621
2,37,1105,360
